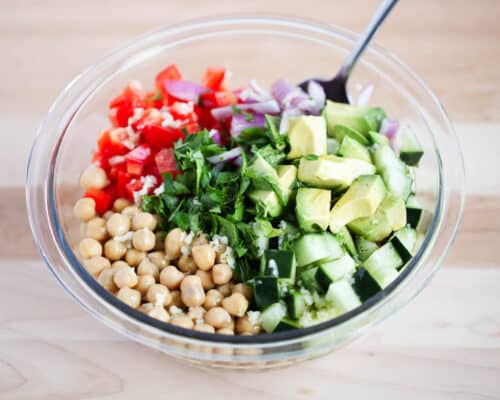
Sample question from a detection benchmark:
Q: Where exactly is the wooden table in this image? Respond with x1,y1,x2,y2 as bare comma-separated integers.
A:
1,1,499,398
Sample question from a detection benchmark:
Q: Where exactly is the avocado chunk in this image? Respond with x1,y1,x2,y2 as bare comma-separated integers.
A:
287,115,327,159
325,100,386,137
296,188,331,232
339,135,372,163
298,155,375,190
348,193,406,241
334,124,370,146
329,175,386,233
248,164,297,218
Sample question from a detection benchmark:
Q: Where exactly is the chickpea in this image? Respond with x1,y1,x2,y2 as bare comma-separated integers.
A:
170,315,194,329
205,307,232,329
137,258,159,280
147,305,170,322
106,213,130,237
195,270,215,290
148,251,168,270
177,255,197,274
216,328,234,335
73,198,96,222
113,265,138,289
169,290,182,308
164,228,186,259
136,274,156,296
139,302,154,313
104,240,127,261
159,266,184,290
83,256,110,277
204,289,223,309
222,293,248,317
85,217,108,242
111,260,129,270
79,165,109,190
194,323,215,333
212,264,232,285
125,249,146,266
103,210,114,220
216,283,233,297
146,284,172,307
232,283,253,301
116,287,141,308
121,205,140,218
180,275,206,307
191,244,216,271
236,315,262,335
97,267,117,292
227,318,235,331
188,306,206,321
192,233,208,247
78,238,102,259
132,228,156,252
131,212,157,231
113,198,131,213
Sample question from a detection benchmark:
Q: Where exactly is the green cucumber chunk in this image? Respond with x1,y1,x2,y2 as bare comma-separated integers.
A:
260,249,297,283
336,226,358,257
253,277,280,309
261,302,287,333
325,279,362,313
355,236,379,262
316,254,356,291
399,127,424,166
286,290,306,319
364,243,402,288
293,233,343,267
352,267,381,302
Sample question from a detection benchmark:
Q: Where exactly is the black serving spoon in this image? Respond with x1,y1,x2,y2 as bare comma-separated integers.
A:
299,0,398,103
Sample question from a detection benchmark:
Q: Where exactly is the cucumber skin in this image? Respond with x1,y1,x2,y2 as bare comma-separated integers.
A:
406,207,423,228
390,236,413,265
352,267,381,302
253,277,280,310
400,151,423,166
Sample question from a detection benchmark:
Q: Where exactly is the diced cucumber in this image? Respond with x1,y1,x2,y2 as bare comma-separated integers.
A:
364,243,402,288
253,277,280,309
355,236,379,262
390,227,417,265
327,138,340,154
260,250,297,283
275,318,302,332
368,130,389,145
352,267,381,302
325,279,362,313
406,207,424,229
399,127,424,166
339,136,372,163
406,194,421,208
299,267,320,292
293,233,343,267
334,124,370,146
336,226,358,257
316,254,356,291
372,144,412,200
261,302,287,333
286,290,306,319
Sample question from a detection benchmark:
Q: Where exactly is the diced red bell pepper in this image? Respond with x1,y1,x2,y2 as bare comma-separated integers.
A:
125,144,153,176
97,128,129,156
141,124,184,149
131,108,163,132
116,171,132,199
125,178,144,201
155,64,182,96
202,67,227,91
199,90,237,108
144,91,165,109
155,148,178,177
108,82,145,127
84,188,114,214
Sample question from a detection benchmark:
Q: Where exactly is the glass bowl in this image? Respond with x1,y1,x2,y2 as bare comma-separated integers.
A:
26,15,465,369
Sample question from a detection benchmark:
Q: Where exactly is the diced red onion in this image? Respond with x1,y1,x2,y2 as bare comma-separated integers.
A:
209,129,223,145
271,79,296,104
357,83,374,107
249,80,272,101
163,80,207,102
207,147,242,164
308,80,326,111
211,100,280,122
380,118,400,140
230,113,266,137
279,108,302,134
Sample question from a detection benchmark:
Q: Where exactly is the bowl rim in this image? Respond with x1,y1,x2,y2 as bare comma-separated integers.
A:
27,14,465,346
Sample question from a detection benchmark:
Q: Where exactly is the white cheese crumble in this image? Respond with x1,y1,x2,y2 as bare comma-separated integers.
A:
172,101,194,116
127,107,144,126
267,259,279,277
299,287,314,306
219,245,235,268
255,235,268,257
247,311,262,326
132,175,158,206
153,185,165,196
160,108,182,128
113,231,134,247
169,305,184,316
108,155,126,166
123,126,140,149
181,231,195,256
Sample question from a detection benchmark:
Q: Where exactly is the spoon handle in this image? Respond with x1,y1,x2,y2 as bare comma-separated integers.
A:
339,0,399,79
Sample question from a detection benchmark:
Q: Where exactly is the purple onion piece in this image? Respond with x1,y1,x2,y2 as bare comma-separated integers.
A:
230,113,266,137
279,108,302,134
211,100,280,122
271,79,297,104
307,80,326,111
380,118,400,140
209,129,223,145
207,147,242,164
163,80,208,102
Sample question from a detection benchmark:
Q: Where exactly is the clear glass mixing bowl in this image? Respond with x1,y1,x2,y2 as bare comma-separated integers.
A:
26,16,465,369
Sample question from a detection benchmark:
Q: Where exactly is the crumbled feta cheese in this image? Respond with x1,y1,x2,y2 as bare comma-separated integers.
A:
192,197,201,207
132,175,157,206
153,184,164,196
219,245,235,268
108,155,126,166
172,101,194,116
255,235,268,257
127,107,144,126
122,126,140,150
267,259,279,277
160,108,182,128
181,231,195,256
113,231,134,243
169,305,184,316
278,280,289,295
299,287,314,306
247,311,261,326
209,234,229,252
312,291,327,309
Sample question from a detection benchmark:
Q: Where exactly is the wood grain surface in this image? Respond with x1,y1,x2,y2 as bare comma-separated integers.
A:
1,0,499,398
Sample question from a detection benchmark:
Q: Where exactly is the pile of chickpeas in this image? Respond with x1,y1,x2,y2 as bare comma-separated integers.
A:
73,165,261,336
